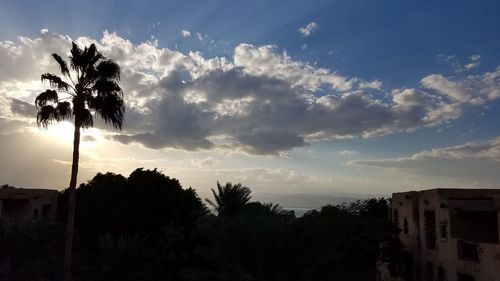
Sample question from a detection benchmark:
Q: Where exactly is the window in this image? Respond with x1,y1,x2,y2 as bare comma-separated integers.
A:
403,218,409,235
426,263,434,281
457,273,474,281
451,211,499,243
42,204,51,219
437,266,445,281
457,240,479,262
424,210,437,250
393,210,399,227
33,208,38,220
440,223,448,239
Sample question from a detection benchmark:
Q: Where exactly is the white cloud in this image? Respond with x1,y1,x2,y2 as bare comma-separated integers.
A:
181,30,191,37
359,80,383,90
465,54,481,70
421,68,500,104
195,32,203,41
234,43,354,91
298,22,318,37
349,137,500,187
301,43,307,50
470,54,481,61
437,54,481,72
190,157,219,167
1,31,500,156
465,62,480,70
338,150,359,157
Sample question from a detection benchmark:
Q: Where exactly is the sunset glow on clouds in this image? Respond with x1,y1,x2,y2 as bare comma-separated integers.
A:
2,0,500,197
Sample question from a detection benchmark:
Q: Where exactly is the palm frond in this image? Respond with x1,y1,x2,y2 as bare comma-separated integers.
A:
78,108,94,129
70,42,83,70
93,79,122,95
52,53,69,76
96,60,121,81
86,43,104,67
208,182,252,216
41,73,69,90
85,67,99,82
36,105,58,128
35,89,59,108
91,93,125,129
56,101,73,120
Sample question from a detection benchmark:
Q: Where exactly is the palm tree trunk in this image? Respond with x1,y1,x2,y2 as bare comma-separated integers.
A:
64,121,80,281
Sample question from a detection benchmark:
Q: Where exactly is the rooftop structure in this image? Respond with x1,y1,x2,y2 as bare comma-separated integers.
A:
378,188,500,281
0,188,58,221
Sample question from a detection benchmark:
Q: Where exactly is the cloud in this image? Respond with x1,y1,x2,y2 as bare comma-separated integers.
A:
82,135,97,142
465,54,481,70
235,130,308,155
1,31,500,156
190,157,219,168
338,150,359,157
298,22,318,37
470,54,481,62
437,54,481,72
464,62,480,70
349,137,500,187
421,67,500,104
10,98,36,118
233,43,354,91
195,32,203,41
301,43,307,50
359,80,383,90
181,30,191,37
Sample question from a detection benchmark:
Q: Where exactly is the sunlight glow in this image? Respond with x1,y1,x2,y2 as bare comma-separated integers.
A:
46,122,74,144
44,122,103,148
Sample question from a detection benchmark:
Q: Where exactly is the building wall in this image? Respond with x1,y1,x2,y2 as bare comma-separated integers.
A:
0,188,58,221
388,189,500,281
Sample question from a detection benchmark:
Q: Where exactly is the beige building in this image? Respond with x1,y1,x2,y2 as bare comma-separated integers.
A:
0,188,58,221
378,189,500,281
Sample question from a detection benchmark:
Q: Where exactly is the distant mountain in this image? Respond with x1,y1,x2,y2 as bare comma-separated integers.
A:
251,192,361,210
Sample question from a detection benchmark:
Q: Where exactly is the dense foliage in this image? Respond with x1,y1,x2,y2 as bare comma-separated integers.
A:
0,169,398,281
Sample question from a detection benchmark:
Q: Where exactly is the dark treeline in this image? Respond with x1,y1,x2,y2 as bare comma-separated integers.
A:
0,168,401,281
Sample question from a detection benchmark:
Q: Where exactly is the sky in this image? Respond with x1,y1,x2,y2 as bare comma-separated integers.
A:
2,0,500,198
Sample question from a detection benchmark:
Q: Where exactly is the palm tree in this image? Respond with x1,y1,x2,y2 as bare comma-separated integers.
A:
206,182,252,216
35,42,125,281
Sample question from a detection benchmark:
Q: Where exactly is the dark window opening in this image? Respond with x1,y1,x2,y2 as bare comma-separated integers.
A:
33,208,38,220
451,211,499,243
393,210,399,227
42,204,51,219
426,263,434,281
457,240,479,262
403,218,409,235
437,266,445,281
405,255,414,281
457,273,475,281
1,199,30,219
424,210,437,250
440,223,448,239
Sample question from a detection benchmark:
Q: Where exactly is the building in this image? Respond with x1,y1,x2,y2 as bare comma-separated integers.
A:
0,188,58,221
378,189,500,281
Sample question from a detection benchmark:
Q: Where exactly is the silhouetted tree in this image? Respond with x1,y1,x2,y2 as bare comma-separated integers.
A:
297,204,397,280
344,198,391,220
206,182,252,216
245,201,295,219
0,220,65,281
76,234,159,281
35,42,125,281
59,169,207,238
